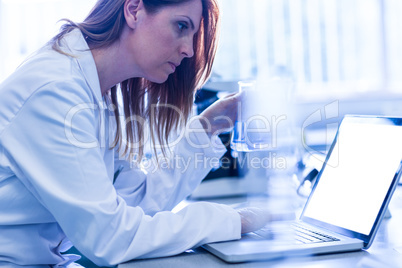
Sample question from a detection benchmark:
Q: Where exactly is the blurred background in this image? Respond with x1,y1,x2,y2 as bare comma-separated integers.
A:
2,0,402,126
2,0,402,97
2,0,402,96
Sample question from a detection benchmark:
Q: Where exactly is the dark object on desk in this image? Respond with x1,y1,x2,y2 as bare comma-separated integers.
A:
297,168,319,197
194,88,246,181
203,133,246,180
194,88,220,115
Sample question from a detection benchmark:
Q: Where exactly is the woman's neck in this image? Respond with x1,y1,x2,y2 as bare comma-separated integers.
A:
90,29,142,95
91,43,124,95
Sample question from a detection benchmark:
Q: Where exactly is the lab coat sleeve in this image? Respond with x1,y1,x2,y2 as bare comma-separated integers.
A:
113,117,228,215
0,82,240,266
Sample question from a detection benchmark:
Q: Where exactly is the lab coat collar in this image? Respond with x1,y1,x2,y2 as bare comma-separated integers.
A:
60,29,106,110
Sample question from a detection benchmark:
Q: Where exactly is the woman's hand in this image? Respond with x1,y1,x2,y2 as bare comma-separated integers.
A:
198,92,241,139
237,207,272,234
237,207,296,234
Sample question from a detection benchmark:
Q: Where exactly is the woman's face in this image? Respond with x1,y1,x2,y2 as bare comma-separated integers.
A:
126,0,203,83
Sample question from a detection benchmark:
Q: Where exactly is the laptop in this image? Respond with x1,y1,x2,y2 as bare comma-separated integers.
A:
203,115,402,263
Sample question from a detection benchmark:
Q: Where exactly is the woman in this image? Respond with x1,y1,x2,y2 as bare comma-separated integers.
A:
0,0,269,266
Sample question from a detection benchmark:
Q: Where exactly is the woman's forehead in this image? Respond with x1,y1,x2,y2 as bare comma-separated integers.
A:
151,0,203,29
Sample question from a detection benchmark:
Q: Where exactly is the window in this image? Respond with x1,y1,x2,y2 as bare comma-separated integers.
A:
1,0,402,102
211,0,402,101
0,0,96,82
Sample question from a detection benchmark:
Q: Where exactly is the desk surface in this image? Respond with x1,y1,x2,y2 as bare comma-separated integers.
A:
119,187,402,268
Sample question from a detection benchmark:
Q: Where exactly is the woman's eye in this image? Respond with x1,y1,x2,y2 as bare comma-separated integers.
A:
178,22,188,32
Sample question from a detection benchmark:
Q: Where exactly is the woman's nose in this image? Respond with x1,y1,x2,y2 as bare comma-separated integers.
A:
180,37,194,58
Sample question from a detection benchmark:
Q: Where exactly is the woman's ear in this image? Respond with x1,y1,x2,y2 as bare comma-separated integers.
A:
124,0,143,30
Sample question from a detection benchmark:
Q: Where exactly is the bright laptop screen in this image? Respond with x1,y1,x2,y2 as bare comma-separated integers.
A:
303,117,402,235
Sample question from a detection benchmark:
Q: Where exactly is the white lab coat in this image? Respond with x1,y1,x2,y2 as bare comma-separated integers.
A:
0,29,241,267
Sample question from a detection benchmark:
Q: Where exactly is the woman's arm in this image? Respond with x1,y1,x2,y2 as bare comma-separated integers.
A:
113,117,227,215
1,81,241,266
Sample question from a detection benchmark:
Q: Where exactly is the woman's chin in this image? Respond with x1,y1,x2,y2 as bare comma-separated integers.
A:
148,76,170,84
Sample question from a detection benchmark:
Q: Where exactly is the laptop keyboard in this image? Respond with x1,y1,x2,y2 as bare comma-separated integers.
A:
254,222,340,244
292,223,340,244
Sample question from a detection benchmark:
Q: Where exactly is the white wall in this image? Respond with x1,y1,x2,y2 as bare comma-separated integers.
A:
2,0,402,104
212,0,402,101
0,0,96,82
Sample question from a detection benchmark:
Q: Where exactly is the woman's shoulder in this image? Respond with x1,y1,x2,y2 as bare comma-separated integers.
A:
13,29,95,90
1,49,89,102
4,34,99,95
0,44,100,131
22,44,84,81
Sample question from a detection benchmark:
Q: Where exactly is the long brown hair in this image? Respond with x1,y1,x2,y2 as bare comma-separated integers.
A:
52,0,220,161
